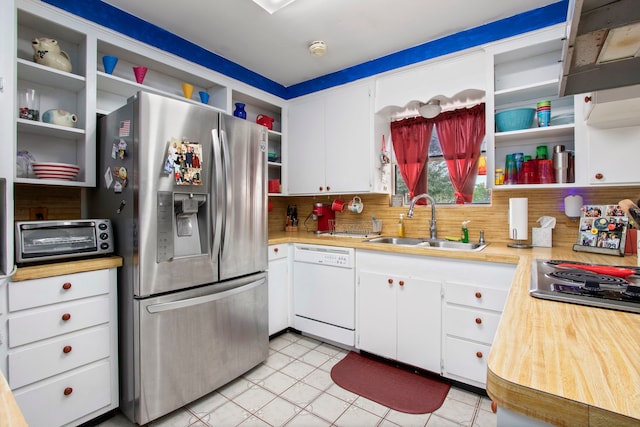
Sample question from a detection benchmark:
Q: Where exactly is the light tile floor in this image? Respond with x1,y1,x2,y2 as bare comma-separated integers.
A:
97,332,496,427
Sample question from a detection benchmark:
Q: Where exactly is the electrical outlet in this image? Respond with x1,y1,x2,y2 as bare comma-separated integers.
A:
29,207,48,220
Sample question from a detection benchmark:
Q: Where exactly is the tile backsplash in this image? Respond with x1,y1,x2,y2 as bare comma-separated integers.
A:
269,186,640,248
15,183,640,249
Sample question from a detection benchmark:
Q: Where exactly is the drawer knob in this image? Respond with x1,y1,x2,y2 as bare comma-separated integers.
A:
319,186,324,191
475,317,482,324
388,278,393,284
491,401,498,413
63,387,73,396
63,345,72,354
584,95,592,103
595,173,603,180
61,313,71,321
476,351,483,358
273,247,279,253
475,292,482,299
398,280,405,286
326,186,331,191
62,282,72,290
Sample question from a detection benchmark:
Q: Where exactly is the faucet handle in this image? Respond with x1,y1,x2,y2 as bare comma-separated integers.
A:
479,230,485,244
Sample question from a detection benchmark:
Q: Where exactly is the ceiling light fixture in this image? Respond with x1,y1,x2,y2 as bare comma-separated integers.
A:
418,99,442,118
308,40,327,56
251,0,298,14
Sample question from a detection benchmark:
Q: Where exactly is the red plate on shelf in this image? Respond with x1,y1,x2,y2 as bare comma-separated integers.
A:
32,162,80,171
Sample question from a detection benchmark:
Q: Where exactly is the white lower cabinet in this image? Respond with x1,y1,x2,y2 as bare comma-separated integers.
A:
442,267,515,388
356,249,516,389
356,251,441,373
268,244,290,335
5,268,118,427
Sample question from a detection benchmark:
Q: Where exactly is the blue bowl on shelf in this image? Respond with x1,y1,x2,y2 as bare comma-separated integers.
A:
495,108,535,132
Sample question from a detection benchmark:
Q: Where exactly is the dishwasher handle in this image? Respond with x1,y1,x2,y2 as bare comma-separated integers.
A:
146,278,265,313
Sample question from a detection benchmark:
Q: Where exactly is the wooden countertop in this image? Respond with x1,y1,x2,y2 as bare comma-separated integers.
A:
12,256,123,282
270,231,640,425
487,254,640,426
0,372,27,427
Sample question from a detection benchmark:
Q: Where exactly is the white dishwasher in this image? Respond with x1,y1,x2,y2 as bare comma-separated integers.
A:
292,244,355,346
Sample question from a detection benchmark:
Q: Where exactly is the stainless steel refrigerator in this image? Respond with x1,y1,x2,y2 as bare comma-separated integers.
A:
90,91,268,425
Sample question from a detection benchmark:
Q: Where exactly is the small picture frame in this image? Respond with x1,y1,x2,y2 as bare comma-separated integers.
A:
573,204,628,257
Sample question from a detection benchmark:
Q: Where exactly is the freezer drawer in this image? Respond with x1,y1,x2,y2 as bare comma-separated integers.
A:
129,273,268,425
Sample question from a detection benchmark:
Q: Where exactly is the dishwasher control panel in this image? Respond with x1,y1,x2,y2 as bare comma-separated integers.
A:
293,244,354,268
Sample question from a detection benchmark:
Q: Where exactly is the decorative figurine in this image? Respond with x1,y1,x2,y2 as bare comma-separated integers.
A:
32,37,72,73
42,109,78,127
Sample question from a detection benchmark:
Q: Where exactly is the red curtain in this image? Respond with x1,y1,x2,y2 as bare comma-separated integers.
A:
434,104,485,204
390,116,433,201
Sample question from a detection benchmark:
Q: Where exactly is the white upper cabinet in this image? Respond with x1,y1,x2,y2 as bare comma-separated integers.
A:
12,0,285,190
585,125,640,185
485,24,579,189
15,2,93,187
288,82,374,195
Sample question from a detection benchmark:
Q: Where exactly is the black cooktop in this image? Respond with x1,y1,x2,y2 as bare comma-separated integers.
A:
529,259,640,314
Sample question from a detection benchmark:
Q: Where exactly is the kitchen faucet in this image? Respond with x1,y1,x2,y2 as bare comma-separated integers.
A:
407,193,437,239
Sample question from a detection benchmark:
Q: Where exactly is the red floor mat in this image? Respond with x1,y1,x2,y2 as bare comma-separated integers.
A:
330,351,450,414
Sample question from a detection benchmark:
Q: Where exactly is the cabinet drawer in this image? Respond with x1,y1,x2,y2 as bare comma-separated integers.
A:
9,270,110,312
8,325,111,389
13,361,112,427
444,281,508,312
268,244,288,261
444,305,501,344
8,296,110,348
444,336,491,385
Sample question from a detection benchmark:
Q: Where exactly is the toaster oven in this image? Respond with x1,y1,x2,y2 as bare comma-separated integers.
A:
15,219,114,264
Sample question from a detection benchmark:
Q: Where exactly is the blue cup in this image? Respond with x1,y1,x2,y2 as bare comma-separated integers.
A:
199,91,210,104
102,55,118,74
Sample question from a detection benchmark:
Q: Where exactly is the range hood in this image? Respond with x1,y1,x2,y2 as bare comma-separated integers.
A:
560,0,640,96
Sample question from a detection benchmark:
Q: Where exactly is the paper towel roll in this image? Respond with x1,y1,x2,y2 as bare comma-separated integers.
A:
509,198,528,240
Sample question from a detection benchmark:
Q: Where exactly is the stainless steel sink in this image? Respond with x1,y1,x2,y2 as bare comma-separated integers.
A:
364,236,487,251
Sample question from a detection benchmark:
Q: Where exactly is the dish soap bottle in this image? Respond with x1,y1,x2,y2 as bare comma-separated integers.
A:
398,214,405,237
461,220,470,243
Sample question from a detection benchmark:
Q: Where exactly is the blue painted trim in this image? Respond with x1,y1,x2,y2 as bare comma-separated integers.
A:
287,1,569,98
41,0,568,100
40,0,289,98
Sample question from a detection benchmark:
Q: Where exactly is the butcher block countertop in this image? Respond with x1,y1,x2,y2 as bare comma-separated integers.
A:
270,231,640,426
0,372,27,427
11,255,123,282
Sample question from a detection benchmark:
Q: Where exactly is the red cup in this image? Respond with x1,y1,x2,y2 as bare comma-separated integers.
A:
133,66,147,84
538,159,554,184
268,179,280,193
521,160,538,184
331,199,345,212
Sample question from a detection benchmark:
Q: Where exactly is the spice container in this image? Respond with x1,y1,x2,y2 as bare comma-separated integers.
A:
494,169,504,185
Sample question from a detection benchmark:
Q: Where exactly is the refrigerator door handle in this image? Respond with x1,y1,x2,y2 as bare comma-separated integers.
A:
146,278,266,313
219,128,233,254
211,129,224,261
